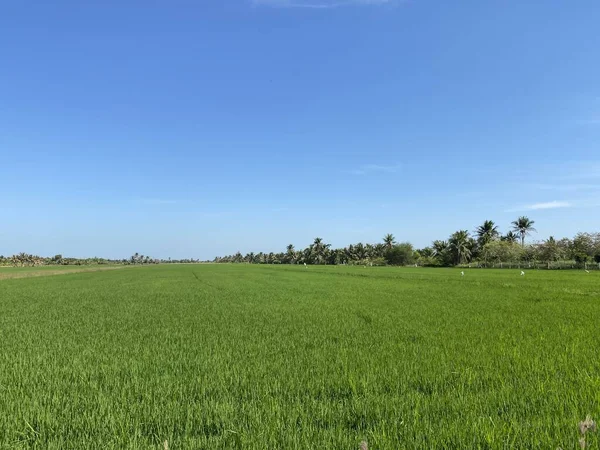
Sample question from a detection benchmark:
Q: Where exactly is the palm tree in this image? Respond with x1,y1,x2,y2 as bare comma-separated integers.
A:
432,240,448,258
353,242,367,261
383,234,396,250
285,244,295,264
512,216,537,247
311,237,330,264
475,220,499,247
449,230,472,265
501,231,519,244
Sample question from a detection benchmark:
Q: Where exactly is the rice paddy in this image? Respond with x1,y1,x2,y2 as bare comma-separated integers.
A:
0,264,598,449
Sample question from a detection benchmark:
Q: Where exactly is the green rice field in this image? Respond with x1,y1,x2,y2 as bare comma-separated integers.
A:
0,264,599,449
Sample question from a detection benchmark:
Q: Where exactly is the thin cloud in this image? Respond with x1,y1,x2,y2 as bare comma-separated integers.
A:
252,0,391,9
528,201,572,210
349,163,401,175
505,201,572,213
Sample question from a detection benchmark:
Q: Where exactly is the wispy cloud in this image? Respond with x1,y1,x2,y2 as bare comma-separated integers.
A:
252,0,391,9
527,201,572,210
348,163,401,175
506,201,572,213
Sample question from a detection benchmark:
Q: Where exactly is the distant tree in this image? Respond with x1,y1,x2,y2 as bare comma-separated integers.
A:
512,216,536,247
418,247,434,258
373,243,385,258
432,240,450,265
353,243,367,262
572,233,595,263
539,236,562,262
383,234,396,251
448,230,472,265
475,220,499,247
385,243,415,266
501,231,519,244
309,237,331,265
480,241,523,265
284,244,296,264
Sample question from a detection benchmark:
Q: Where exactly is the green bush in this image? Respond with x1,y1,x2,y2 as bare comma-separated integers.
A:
384,243,415,266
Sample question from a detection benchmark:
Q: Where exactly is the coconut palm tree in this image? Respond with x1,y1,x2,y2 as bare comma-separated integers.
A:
449,230,472,265
353,242,367,261
475,220,499,247
512,216,537,247
432,240,448,257
311,237,331,264
285,244,295,264
383,234,396,250
501,231,519,244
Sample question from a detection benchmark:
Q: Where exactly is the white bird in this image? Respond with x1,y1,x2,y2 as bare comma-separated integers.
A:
304,263,307,268
521,271,525,276
585,270,590,274
460,271,464,276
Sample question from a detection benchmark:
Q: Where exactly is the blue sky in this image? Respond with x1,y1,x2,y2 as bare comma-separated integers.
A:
1,0,599,259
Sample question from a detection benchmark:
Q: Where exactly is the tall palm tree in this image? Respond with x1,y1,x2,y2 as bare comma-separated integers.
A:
311,237,331,264
512,216,537,247
501,231,519,244
383,234,396,250
475,220,499,246
285,244,295,264
449,230,472,265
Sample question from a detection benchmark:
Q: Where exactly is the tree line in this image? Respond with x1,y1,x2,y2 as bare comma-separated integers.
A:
213,216,600,268
0,252,160,267
0,252,206,267
3,216,599,268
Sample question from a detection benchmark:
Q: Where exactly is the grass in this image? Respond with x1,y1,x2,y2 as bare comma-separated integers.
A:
0,265,124,280
0,264,599,449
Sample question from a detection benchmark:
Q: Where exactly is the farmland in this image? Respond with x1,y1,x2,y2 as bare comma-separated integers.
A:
0,265,599,449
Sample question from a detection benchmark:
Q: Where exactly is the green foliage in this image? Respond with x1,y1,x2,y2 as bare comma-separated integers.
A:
448,230,472,265
501,231,519,244
1,265,599,448
480,240,523,264
475,220,499,247
384,243,415,266
209,218,598,270
512,216,537,246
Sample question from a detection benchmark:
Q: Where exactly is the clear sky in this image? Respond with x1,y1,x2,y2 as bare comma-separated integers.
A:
1,0,599,259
